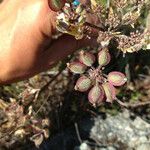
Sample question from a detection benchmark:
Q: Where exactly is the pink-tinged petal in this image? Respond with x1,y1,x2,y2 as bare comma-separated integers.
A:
79,51,96,67
98,48,111,67
75,76,92,92
49,0,66,12
102,82,116,103
88,84,104,106
67,62,87,74
108,71,127,86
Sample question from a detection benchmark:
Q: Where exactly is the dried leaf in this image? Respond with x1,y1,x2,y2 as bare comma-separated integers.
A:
30,134,44,148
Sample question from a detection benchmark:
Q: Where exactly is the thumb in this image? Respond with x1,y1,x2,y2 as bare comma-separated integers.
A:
40,34,98,71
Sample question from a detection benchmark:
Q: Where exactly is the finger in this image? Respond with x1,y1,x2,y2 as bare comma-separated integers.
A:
40,34,98,70
0,34,97,84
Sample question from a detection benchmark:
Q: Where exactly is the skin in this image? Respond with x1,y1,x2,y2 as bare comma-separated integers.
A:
0,0,98,84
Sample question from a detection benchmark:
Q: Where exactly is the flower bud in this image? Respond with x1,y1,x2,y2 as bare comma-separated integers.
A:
75,76,92,92
49,0,66,11
108,71,127,86
88,84,104,106
98,49,111,67
79,51,96,67
67,61,87,74
102,82,116,103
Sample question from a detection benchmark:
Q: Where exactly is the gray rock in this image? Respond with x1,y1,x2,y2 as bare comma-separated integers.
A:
90,110,150,149
37,110,150,150
74,143,91,150
136,143,150,150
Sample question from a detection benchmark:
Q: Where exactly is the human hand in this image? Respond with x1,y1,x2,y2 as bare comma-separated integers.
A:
0,0,97,84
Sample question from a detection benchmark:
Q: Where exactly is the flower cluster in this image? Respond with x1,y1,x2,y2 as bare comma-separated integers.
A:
116,30,146,53
67,48,127,107
48,0,150,107
55,0,150,52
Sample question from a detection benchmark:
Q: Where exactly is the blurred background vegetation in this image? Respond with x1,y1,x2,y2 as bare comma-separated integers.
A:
0,0,150,149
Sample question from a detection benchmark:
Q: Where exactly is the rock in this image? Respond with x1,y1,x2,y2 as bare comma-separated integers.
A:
107,147,116,150
74,142,91,150
137,143,150,150
36,110,150,150
139,136,148,143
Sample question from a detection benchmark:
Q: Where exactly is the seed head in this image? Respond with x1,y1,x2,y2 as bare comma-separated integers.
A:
75,76,92,92
79,51,96,67
88,84,104,106
98,48,111,67
67,61,87,74
102,82,116,103
108,71,127,86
